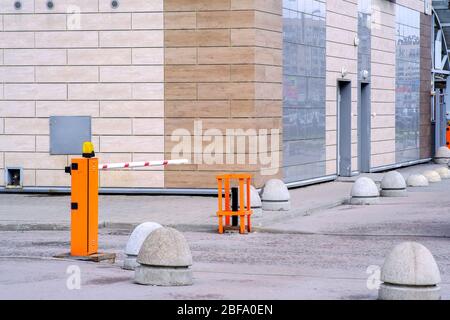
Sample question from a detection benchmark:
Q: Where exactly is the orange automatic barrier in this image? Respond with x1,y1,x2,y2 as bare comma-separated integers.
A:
65,142,98,257
63,141,188,259
447,121,450,148
216,174,252,234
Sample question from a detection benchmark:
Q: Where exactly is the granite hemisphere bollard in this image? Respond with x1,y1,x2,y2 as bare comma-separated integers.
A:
123,222,162,270
380,171,407,197
435,167,450,179
434,146,450,164
244,185,262,217
423,170,441,183
134,227,193,286
406,174,429,187
379,242,441,300
349,177,379,205
261,179,291,211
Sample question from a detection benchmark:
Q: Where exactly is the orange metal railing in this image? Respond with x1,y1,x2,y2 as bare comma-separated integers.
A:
216,174,253,234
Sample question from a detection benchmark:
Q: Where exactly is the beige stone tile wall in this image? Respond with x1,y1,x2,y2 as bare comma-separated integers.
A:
163,0,283,189
370,0,397,168
0,0,165,188
370,0,427,168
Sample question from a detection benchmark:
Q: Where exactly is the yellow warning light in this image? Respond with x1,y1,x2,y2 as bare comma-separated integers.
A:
82,141,95,158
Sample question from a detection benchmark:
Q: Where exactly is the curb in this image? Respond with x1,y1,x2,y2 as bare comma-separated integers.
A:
0,221,216,233
0,197,348,232
259,198,348,226
0,223,69,231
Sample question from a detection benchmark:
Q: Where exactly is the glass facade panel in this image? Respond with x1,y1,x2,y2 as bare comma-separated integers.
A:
358,0,371,82
282,0,326,183
395,5,421,163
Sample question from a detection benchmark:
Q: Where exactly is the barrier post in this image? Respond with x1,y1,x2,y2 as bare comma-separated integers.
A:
66,142,98,257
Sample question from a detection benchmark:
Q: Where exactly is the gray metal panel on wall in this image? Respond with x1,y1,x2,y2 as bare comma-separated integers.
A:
282,0,327,184
338,81,352,177
359,83,371,172
358,2,371,82
50,116,92,155
357,0,372,172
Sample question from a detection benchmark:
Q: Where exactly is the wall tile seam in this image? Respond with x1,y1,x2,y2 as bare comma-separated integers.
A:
241,27,283,36
370,136,399,142
326,11,358,20
370,68,395,74
0,12,161,15
370,74,396,79
164,28,283,35
371,5,396,15
371,127,396,131
371,35,396,44
371,154,396,160
164,80,281,84
370,56,396,64
325,58,358,65
325,24,357,34
325,39,359,48
4,46,163,50
15,9,168,15
167,26,273,32
163,9,281,16
395,0,425,12
371,28,396,37
2,99,163,101
166,63,282,68
176,9,256,23
254,10,282,17
192,45,282,51
2,28,165,32
3,81,165,84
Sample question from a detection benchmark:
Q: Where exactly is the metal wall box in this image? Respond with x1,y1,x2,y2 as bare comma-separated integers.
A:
50,116,92,155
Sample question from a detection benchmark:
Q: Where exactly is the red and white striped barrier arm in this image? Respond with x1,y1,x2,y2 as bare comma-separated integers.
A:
99,159,189,170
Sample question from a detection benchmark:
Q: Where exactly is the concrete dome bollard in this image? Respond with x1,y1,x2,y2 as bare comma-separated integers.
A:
380,171,407,197
134,227,193,286
350,177,379,205
423,170,441,183
123,222,162,270
434,146,450,164
243,185,262,217
435,167,450,179
261,179,291,211
406,174,429,187
379,242,441,300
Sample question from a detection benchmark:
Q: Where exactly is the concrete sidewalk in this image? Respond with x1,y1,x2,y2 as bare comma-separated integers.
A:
0,162,445,232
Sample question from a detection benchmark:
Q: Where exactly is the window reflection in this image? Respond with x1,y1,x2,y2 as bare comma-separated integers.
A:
395,5,421,162
282,0,326,182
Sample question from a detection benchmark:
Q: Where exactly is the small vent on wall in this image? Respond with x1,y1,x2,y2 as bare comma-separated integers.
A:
6,168,23,189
